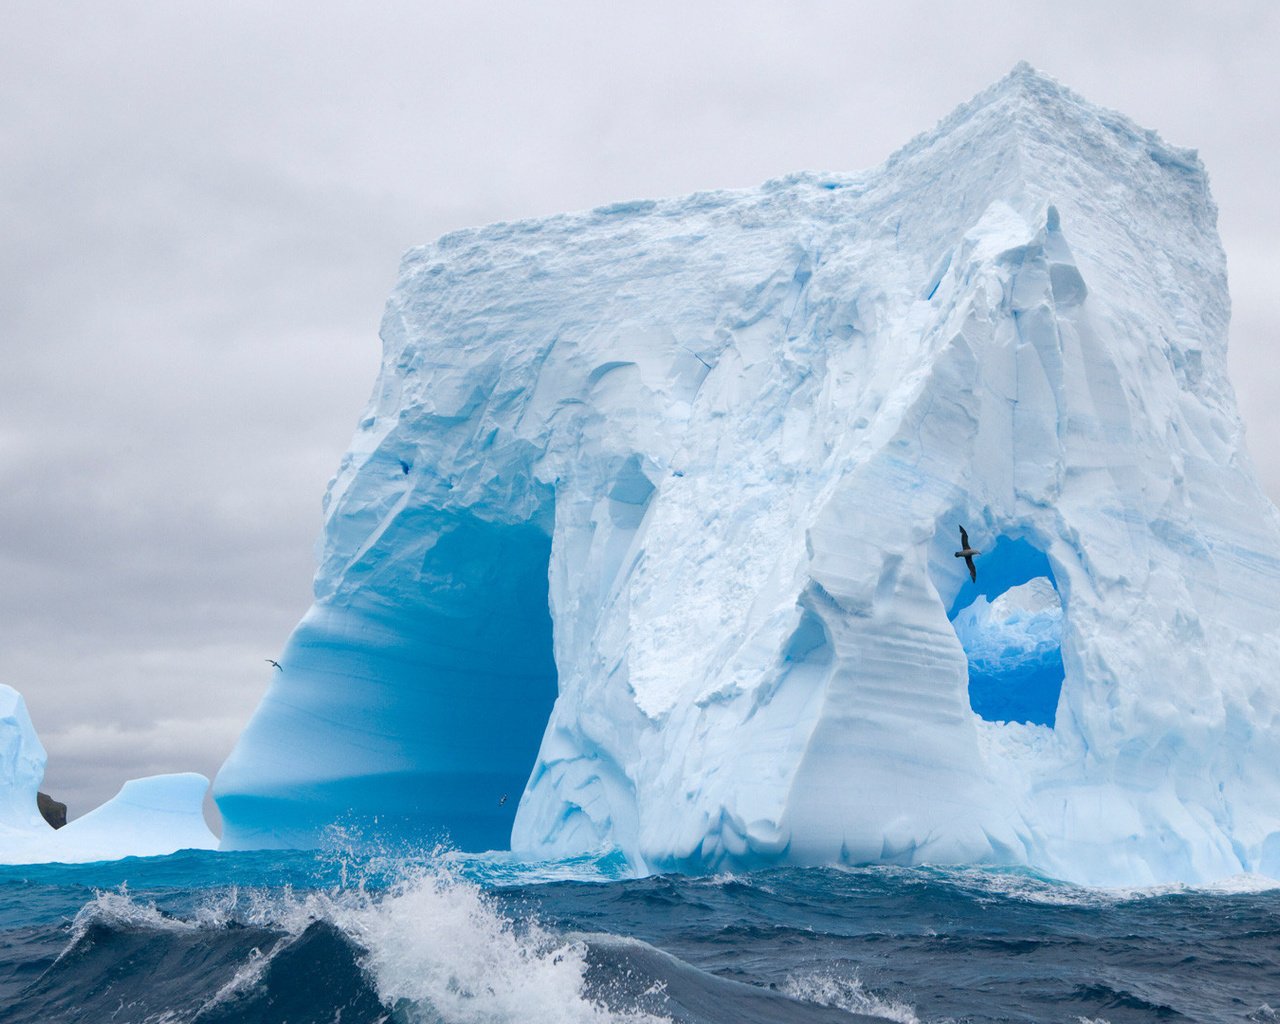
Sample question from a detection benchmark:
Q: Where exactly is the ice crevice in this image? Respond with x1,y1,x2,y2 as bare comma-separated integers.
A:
213,65,1280,887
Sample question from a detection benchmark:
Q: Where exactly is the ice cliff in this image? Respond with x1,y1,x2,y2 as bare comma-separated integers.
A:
0,685,216,864
215,65,1280,886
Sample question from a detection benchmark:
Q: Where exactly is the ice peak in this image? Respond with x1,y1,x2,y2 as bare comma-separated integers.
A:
865,61,1218,307
954,61,1100,126
885,61,1203,197
993,60,1064,97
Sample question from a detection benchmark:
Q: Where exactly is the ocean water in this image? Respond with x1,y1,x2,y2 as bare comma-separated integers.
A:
0,847,1276,1023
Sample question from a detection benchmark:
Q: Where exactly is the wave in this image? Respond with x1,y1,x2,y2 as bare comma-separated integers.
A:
6,852,1278,1022
1,858,895,1024
582,934,891,1023
779,969,922,1024
829,862,1280,909
329,863,664,1024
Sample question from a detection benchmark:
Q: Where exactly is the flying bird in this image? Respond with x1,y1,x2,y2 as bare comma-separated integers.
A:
954,526,981,583
265,659,282,672
498,794,508,807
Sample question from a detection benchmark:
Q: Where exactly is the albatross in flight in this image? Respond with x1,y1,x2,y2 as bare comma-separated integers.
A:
955,526,981,582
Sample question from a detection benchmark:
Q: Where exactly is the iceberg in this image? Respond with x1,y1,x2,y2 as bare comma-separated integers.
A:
0,685,217,864
0,686,54,837
41,774,218,863
215,65,1280,886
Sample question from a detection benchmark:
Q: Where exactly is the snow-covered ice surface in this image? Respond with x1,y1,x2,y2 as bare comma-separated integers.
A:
215,64,1280,886
0,684,217,864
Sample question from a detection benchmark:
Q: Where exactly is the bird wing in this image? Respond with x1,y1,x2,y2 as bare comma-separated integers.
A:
965,555,977,582
959,525,969,549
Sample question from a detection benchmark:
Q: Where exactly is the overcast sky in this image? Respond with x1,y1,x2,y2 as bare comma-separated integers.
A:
2,1,1278,822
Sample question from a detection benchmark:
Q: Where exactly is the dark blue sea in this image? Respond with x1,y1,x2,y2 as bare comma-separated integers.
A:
0,847,1276,1023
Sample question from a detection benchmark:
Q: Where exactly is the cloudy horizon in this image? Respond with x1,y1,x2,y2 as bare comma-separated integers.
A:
2,1,1277,822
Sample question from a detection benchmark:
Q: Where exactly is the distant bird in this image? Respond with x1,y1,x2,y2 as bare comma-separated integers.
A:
954,526,981,583
498,794,508,807
265,659,282,672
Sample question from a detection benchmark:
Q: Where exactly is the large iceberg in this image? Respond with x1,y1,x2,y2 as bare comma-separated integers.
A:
215,65,1280,886
0,684,217,864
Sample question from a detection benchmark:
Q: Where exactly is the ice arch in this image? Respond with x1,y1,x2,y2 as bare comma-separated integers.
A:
946,538,1065,727
216,508,558,851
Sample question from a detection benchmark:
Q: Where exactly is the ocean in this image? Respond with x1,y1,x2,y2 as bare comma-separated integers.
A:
0,846,1276,1023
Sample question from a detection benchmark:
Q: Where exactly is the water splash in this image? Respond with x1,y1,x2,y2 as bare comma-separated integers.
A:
67,886,195,942
781,969,922,1024
333,862,668,1024
61,852,669,1024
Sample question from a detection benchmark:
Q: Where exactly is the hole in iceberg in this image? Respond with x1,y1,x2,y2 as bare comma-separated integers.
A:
946,537,1064,728
402,513,560,850
217,504,560,854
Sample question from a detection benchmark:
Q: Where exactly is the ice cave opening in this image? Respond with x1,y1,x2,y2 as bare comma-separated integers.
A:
395,512,560,849
214,507,561,853
946,537,1065,728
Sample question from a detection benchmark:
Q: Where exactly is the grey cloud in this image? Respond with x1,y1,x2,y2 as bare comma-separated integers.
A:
1,0,1277,819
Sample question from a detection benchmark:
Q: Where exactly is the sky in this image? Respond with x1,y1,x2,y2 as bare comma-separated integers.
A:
2,1,1278,822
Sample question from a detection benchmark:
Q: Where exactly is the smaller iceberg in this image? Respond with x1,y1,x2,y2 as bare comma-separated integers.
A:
951,577,1064,727
0,684,217,864
0,686,51,834
46,774,217,863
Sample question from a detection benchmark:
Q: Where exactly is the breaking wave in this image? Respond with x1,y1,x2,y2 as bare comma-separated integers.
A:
2,851,1278,1023
4,856,904,1024
12,863,670,1024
